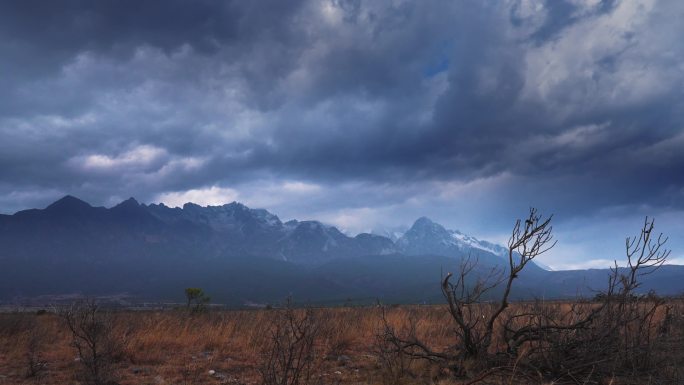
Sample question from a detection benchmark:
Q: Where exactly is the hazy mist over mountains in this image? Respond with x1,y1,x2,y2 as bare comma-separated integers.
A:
2,196,682,306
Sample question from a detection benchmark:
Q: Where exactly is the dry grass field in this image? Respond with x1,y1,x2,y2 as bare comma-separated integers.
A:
1,300,683,385
2,215,680,384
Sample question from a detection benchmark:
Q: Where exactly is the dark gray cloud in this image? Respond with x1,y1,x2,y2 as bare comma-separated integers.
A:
1,0,683,268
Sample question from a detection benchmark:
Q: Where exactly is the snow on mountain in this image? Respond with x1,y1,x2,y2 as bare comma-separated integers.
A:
450,230,508,258
250,208,283,228
147,201,283,234
31,196,515,266
396,217,509,261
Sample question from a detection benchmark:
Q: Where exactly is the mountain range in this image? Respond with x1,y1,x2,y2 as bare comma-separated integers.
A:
1,196,682,306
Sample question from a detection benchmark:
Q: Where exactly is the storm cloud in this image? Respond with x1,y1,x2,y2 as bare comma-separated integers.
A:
1,0,683,269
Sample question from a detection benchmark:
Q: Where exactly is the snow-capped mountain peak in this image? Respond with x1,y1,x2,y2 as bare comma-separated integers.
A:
396,217,509,260
450,230,508,258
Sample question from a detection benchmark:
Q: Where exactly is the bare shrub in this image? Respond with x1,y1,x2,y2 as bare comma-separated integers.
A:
0,311,32,337
259,299,323,385
375,308,431,384
24,315,49,379
61,300,129,385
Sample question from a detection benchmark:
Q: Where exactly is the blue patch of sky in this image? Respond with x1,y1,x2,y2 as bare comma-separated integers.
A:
422,43,451,78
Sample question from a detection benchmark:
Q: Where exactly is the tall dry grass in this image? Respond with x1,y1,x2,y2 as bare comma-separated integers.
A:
0,302,682,385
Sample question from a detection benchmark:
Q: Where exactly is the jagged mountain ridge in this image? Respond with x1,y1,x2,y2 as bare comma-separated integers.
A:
0,195,522,303
144,201,510,263
3,195,682,305
0,195,509,266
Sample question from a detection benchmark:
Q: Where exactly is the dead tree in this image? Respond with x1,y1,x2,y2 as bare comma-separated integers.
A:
381,212,674,383
24,315,49,379
502,217,672,382
607,216,670,296
381,208,556,376
482,208,556,350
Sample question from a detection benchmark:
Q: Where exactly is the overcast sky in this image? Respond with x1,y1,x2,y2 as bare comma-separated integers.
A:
1,0,683,269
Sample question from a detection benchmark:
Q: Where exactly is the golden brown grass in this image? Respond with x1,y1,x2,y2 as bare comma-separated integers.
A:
0,301,682,385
